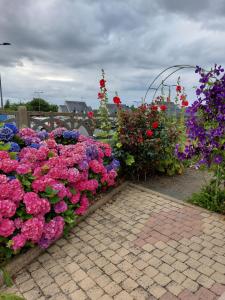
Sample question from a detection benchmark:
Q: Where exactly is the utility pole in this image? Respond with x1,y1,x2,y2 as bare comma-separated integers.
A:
0,42,11,108
0,74,3,109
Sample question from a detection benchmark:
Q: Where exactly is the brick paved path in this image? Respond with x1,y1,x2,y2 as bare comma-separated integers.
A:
2,184,225,299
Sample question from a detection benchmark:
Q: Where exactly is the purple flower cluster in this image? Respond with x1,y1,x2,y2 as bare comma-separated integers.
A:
176,65,225,168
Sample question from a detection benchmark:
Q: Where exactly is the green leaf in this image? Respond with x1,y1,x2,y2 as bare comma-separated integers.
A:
125,154,135,166
49,196,60,204
0,268,13,287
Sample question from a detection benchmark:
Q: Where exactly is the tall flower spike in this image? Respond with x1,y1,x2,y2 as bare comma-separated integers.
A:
97,69,112,137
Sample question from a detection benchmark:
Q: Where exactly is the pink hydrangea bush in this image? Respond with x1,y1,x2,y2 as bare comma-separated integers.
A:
0,126,119,261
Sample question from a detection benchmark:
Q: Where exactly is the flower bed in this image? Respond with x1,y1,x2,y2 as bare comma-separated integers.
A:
0,124,119,264
176,65,225,213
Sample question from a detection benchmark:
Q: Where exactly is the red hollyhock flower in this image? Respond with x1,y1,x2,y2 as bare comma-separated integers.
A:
176,85,182,93
113,96,121,105
87,111,94,118
160,105,167,111
146,129,153,137
182,100,189,107
99,79,106,88
180,94,186,101
152,121,159,129
98,92,104,100
151,105,158,111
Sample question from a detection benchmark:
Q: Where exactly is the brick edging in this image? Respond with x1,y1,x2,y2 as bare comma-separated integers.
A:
0,181,128,287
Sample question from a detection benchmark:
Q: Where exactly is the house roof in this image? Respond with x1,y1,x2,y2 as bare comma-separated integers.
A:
59,105,69,113
106,104,130,115
65,101,89,113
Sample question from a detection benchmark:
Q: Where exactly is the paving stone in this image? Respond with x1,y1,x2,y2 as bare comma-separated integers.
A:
23,288,42,300
121,277,139,292
182,278,199,292
158,263,174,275
154,273,171,286
183,268,200,281
70,289,87,300
114,291,133,300
42,283,60,297
79,277,96,290
103,282,122,296
144,265,159,278
148,284,167,299
87,286,104,300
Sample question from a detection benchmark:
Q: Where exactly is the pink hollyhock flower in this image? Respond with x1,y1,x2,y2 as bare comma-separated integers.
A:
54,200,68,214
70,192,81,204
14,218,23,229
0,219,15,237
0,151,10,159
0,200,17,218
12,234,27,251
21,217,44,243
75,195,89,215
16,163,32,174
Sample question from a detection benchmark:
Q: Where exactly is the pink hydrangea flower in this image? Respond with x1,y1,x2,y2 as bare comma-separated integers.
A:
23,192,50,215
76,179,98,192
75,195,89,215
0,174,8,184
70,192,81,204
14,218,23,229
16,163,32,174
54,201,68,214
21,217,44,243
12,234,27,251
0,219,15,237
0,200,17,218
38,216,64,248
0,151,10,160
0,159,19,173
89,160,105,174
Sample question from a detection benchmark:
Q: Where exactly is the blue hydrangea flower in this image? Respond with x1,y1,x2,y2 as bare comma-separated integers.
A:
63,131,72,139
0,127,14,142
4,123,18,134
86,145,98,160
7,175,16,180
38,130,48,140
71,130,80,139
9,142,20,152
111,159,120,170
30,143,40,149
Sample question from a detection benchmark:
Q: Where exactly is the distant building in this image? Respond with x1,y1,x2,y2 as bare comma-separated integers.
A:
155,101,181,116
106,104,130,116
59,101,92,114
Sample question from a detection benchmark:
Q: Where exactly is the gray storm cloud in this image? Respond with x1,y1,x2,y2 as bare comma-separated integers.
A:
0,0,225,107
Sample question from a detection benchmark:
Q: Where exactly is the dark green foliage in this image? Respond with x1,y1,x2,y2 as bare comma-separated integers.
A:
188,181,225,213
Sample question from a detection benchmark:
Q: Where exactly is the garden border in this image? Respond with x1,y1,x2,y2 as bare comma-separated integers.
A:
0,181,128,287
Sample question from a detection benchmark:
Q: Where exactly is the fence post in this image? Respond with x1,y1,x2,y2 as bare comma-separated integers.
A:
17,106,29,129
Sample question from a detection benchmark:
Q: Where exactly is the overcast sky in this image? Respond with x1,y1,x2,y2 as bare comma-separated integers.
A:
0,0,225,108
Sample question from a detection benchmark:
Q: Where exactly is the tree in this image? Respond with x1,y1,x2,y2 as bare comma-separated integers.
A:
3,98,58,112
27,98,58,112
